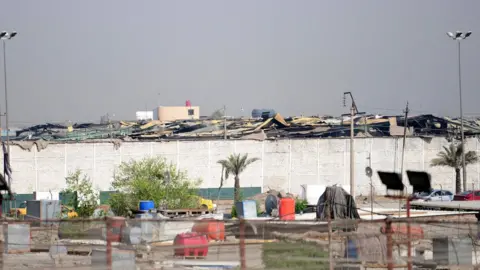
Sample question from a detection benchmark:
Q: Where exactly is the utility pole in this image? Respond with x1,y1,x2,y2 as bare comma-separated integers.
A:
398,101,411,270
400,101,409,184
350,105,355,197
343,92,365,198
223,105,227,140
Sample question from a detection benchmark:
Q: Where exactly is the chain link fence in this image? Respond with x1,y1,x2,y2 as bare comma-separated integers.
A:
0,215,479,269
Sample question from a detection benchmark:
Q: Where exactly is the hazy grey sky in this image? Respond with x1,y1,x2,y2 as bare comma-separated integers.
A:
1,0,479,126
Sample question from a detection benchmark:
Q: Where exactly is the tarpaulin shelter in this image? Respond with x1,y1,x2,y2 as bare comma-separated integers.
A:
316,185,360,220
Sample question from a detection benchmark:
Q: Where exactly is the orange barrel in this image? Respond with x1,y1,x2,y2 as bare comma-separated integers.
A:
279,198,295,220
192,218,225,241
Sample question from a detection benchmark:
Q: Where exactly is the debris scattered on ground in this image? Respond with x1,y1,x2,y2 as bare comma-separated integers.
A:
247,189,295,213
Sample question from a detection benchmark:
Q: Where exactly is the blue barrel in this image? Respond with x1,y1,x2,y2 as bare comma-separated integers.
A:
139,200,155,212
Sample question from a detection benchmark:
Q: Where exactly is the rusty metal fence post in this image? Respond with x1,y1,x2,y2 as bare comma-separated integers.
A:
386,217,393,270
327,202,333,270
239,218,246,270
406,198,412,270
106,217,112,270
0,222,4,270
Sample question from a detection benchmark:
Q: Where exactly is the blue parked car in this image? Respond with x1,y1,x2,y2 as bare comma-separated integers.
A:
410,189,454,202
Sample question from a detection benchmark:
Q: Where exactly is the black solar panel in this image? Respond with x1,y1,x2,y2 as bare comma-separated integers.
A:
377,171,404,191
406,170,431,193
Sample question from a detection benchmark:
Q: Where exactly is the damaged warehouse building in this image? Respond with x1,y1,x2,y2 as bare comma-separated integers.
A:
3,112,480,199
11,113,480,141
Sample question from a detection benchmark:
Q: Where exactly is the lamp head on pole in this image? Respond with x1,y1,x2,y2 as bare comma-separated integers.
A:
447,31,473,40
0,31,17,40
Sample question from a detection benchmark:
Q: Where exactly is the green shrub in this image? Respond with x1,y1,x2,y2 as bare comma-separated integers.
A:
231,204,237,218
295,197,308,213
109,157,201,217
63,169,99,218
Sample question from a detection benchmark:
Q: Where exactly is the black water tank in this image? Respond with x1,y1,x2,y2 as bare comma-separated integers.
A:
265,194,279,216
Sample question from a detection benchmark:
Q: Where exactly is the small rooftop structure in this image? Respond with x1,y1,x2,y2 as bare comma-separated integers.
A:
153,106,200,122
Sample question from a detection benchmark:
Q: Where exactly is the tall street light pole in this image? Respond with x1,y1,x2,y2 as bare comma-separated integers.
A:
342,92,364,198
0,30,17,187
447,30,471,191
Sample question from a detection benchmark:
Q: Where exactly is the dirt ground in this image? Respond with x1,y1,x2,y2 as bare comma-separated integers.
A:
2,241,264,269
4,253,91,270
147,242,264,269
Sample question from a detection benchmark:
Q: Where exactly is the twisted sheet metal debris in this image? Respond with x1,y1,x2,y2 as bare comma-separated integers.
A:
8,113,480,144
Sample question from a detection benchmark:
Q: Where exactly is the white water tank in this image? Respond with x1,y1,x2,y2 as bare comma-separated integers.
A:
136,111,153,121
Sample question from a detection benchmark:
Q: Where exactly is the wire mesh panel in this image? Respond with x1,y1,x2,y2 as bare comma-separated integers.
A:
0,216,479,269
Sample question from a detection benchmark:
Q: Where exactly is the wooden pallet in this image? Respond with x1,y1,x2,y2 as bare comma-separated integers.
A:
159,209,212,217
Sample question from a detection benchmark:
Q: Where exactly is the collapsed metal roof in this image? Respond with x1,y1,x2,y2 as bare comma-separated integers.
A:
10,114,480,142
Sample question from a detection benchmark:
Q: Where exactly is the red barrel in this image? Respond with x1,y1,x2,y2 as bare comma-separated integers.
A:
279,198,295,220
107,217,126,242
192,218,226,241
174,232,209,257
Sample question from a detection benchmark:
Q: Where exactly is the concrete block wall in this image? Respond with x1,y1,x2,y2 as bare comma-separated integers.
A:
3,137,480,196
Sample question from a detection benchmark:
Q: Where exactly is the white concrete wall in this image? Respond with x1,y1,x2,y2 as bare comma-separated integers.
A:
4,137,480,196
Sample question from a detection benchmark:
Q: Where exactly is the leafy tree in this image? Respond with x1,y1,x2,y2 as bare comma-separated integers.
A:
109,157,201,217
430,143,479,193
217,153,259,203
63,169,99,217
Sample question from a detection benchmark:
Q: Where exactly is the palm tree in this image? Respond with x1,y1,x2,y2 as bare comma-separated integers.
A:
430,143,478,194
217,153,260,203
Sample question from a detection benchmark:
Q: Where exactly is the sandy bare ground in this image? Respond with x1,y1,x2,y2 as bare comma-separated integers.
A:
2,243,264,269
